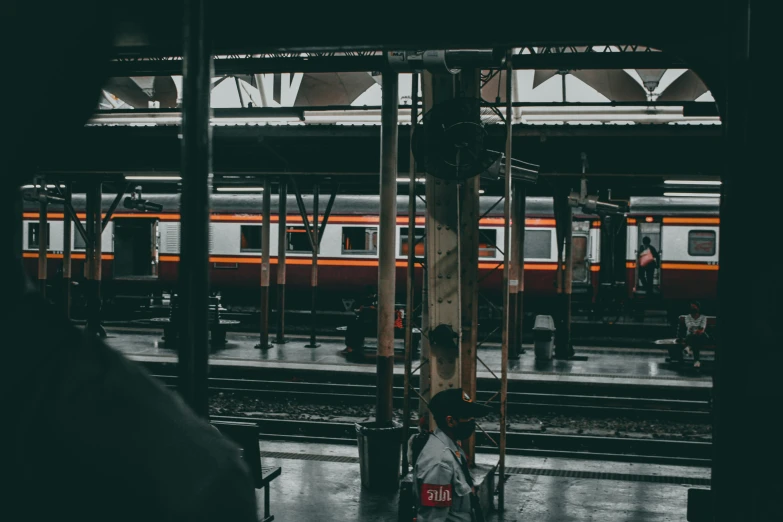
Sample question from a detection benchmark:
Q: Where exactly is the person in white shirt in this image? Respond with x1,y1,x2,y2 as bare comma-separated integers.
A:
680,300,708,368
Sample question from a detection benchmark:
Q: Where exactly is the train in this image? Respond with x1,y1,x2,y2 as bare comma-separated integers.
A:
21,192,719,322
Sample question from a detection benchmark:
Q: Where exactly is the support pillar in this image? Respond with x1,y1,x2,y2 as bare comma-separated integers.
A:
275,179,288,344
554,192,574,360
498,59,513,511
62,183,72,319
305,182,320,348
376,70,398,425
178,0,212,418
37,187,48,299
402,72,418,475
257,177,272,349
85,182,105,338
458,68,481,465
711,1,783,520
423,70,462,406
510,182,526,358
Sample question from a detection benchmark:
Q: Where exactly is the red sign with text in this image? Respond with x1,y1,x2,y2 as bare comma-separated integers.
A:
421,484,453,507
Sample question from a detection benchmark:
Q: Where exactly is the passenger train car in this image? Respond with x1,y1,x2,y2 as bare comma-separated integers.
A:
20,192,718,321
625,196,719,316
21,194,600,312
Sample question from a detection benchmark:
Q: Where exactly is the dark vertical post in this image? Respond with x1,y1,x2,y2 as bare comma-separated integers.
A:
376,70,398,425
305,182,320,348
402,71,418,474
458,68,481,466
179,0,212,418
62,182,72,319
275,179,288,344
257,178,272,349
498,60,513,511
554,195,574,360
513,183,526,356
37,186,48,298
86,182,104,337
711,1,783,520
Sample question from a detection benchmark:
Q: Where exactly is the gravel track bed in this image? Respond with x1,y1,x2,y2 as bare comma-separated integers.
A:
210,392,712,443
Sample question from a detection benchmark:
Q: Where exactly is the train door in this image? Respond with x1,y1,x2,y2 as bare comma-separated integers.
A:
636,221,661,291
572,221,590,287
113,218,160,278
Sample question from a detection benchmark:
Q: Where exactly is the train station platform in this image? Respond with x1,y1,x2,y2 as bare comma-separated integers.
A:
255,440,709,521
104,327,713,388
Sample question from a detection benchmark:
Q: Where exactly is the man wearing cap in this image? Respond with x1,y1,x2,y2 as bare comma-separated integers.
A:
413,388,491,522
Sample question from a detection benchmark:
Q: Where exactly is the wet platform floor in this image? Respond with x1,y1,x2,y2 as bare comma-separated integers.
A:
104,327,712,387
254,440,709,521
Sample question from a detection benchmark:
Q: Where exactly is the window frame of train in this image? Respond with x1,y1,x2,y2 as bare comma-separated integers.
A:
688,230,716,256
478,228,498,259
74,222,87,250
27,223,50,249
239,224,263,253
524,228,553,260
341,226,378,255
286,225,319,254
399,226,426,256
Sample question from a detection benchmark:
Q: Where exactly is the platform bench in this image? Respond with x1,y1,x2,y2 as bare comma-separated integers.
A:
212,420,281,522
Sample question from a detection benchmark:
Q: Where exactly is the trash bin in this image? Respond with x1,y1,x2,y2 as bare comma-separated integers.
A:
355,421,403,492
533,315,555,360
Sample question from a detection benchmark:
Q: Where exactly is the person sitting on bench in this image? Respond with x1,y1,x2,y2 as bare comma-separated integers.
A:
679,300,708,369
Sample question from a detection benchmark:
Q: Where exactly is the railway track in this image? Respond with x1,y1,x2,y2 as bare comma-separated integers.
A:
211,414,712,468
154,374,711,423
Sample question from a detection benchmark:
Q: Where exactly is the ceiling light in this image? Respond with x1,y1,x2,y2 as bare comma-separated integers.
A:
396,177,426,183
125,175,182,181
664,179,721,186
215,186,264,192
663,192,721,198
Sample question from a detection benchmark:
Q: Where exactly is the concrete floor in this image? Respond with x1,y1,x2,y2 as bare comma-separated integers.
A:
104,327,712,386
255,441,709,522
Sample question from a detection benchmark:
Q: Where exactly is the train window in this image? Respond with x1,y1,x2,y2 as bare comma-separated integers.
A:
74,223,86,250
688,230,716,256
399,227,425,256
287,226,317,253
240,225,262,253
524,229,552,259
28,223,50,249
342,226,377,254
479,229,497,258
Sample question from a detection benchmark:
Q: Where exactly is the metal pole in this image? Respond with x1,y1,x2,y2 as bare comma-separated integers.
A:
257,178,272,349
62,182,72,319
38,187,48,299
179,0,212,418
459,68,481,466
563,205,574,357
86,182,105,337
402,72,418,474
376,70,398,426
305,182,320,348
275,179,288,344
514,183,526,356
498,58,512,512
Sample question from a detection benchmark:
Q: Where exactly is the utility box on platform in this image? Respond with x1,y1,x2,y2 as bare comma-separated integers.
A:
533,315,555,360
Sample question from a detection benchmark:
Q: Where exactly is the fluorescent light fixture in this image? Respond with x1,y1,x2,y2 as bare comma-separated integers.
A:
125,175,182,181
21,184,65,189
663,192,721,198
396,177,426,183
479,189,485,194
664,179,722,186
215,186,264,192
